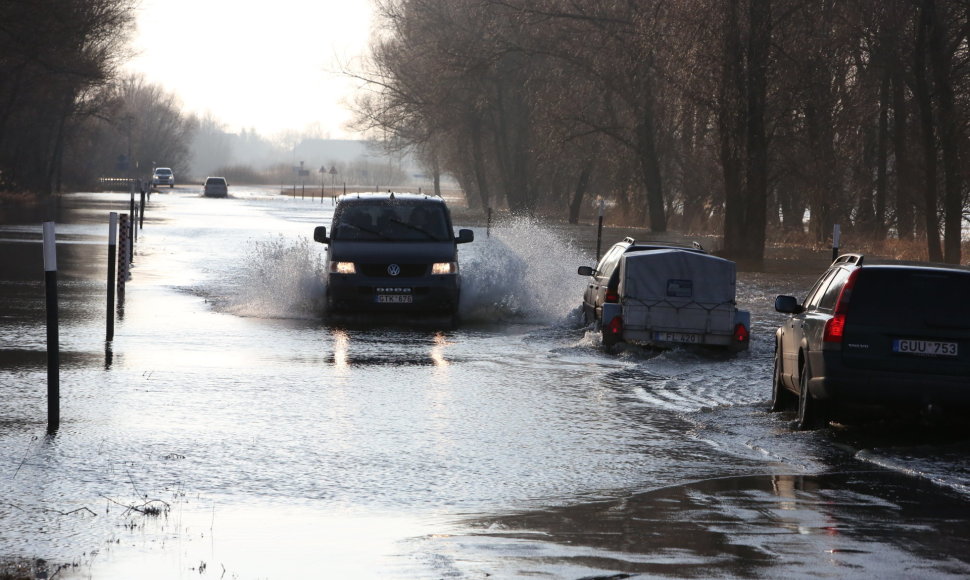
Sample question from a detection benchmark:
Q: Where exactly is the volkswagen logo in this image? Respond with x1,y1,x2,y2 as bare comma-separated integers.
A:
387,263,401,276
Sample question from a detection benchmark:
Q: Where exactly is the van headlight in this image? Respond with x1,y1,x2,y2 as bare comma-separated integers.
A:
432,262,458,275
329,261,356,274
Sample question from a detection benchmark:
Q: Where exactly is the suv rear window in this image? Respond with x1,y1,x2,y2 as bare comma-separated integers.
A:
847,268,970,327
333,201,450,242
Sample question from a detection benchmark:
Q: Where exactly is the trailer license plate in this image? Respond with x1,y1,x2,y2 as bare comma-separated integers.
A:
376,294,413,304
655,331,700,344
893,339,958,357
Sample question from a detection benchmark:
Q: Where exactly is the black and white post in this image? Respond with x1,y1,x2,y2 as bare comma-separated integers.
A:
595,199,606,262
832,224,841,262
130,189,136,245
107,212,117,341
42,221,60,433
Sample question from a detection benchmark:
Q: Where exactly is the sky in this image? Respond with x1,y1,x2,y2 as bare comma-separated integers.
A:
125,0,376,139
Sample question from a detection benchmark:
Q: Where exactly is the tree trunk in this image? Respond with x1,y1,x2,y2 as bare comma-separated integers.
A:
925,0,962,264
469,115,491,211
720,0,770,267
741,0,770,265
430,150,442,198
635,91,666,232
891,68,915,241
568,160,595,225
720,0,745,259
873,67,890,238
913,4,944,262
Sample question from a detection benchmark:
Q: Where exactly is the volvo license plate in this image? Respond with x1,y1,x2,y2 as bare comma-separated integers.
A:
893,339,958,357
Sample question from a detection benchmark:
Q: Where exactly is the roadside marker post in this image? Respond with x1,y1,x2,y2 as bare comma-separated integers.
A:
595,199,606,262
832,224,841,262
42,222,60,434
117,214,130,303
107,213,117,341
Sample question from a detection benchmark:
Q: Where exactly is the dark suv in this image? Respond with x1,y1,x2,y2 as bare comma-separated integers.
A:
313,192,474,321
577,237,706,324
772,253,970,429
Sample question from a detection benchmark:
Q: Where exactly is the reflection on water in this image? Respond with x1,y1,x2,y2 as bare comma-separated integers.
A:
430,332,450,375
442,472,970,578
332,328,349,370
326,328,452,368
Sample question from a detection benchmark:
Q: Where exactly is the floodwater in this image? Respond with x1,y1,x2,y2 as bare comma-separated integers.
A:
1,188,969,579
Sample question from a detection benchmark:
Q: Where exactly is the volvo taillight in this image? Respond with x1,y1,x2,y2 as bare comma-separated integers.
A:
823,314,846,342
605,289,619,302
823,269,859,343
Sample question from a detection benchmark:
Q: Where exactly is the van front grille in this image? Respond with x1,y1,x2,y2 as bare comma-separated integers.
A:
358,263,428,277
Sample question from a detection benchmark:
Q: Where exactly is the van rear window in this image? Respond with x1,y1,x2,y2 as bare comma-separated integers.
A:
848,269,970,327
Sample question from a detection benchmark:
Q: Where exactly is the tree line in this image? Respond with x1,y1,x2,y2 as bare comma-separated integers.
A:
356,0,970,264
0,0,194,195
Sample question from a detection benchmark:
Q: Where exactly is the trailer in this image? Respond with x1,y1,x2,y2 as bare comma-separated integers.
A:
599,249,750,351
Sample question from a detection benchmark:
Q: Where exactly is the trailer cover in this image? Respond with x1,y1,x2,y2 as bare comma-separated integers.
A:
618,249,738,337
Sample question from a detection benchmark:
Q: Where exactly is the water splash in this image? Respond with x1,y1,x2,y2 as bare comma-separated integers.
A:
221,219,588,324
459,217,589,325
226,235,326,319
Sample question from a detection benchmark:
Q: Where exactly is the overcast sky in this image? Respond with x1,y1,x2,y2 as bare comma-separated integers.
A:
125,0,375,139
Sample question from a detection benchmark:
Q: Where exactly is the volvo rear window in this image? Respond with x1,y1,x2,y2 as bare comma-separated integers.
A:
847,268,970,327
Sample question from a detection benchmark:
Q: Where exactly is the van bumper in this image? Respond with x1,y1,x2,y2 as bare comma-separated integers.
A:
326,275,460,314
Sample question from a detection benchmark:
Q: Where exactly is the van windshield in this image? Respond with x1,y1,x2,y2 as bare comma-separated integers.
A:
333,202,451,242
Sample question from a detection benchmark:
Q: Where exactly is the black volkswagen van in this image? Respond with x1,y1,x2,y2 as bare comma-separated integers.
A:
313,192,474,321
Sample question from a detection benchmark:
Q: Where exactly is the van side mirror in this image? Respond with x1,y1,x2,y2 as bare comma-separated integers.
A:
774,295,803,314
456,229,474,244
577,266,595,276
313,226,329,244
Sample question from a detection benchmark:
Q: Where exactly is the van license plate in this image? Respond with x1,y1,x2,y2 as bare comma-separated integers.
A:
655,332,700,344
893,339,958,357
377,294,413,304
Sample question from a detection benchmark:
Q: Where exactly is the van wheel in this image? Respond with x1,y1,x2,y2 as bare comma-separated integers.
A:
770,348,796,412
447,312,460,330
797,360,827,430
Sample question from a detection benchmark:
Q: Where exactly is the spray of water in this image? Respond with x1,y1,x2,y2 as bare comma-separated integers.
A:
221,220,589,325
226,236,326,319
459,216,589,325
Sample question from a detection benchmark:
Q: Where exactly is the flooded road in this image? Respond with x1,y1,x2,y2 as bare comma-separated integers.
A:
2,188,970,579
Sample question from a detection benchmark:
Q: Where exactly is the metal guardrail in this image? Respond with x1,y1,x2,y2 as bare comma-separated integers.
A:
98,177,136,191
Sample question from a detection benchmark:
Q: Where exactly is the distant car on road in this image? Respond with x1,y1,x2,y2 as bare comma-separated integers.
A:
203,176,228,198
772,254,970,430
313,192,474,324
152,167,174,188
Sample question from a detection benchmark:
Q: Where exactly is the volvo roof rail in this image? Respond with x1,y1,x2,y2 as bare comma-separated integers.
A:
833,253,865,266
